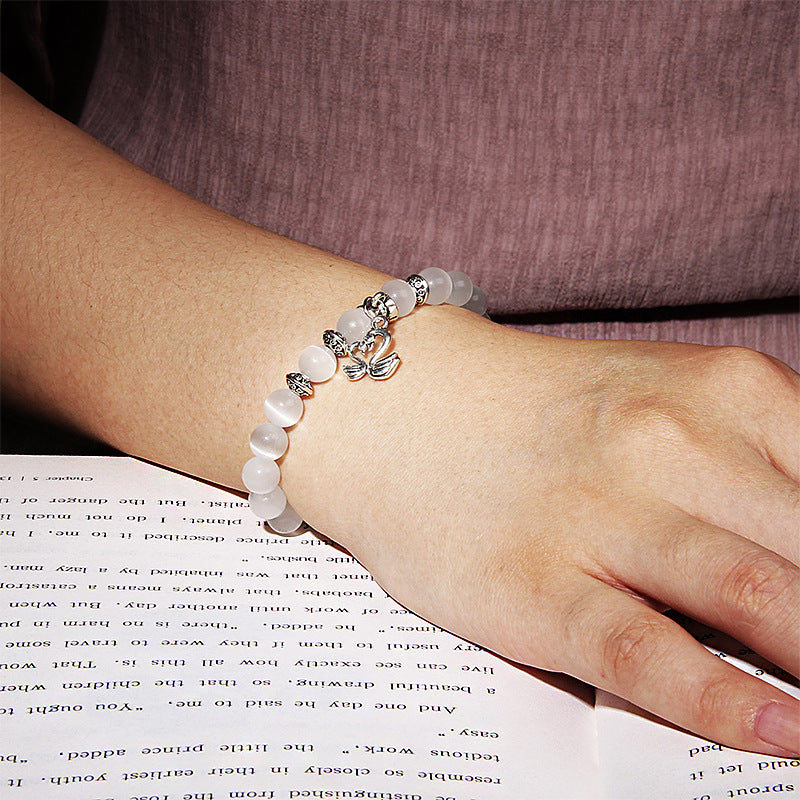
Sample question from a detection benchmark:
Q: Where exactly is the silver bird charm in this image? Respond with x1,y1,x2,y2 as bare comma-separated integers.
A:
343,328,400,381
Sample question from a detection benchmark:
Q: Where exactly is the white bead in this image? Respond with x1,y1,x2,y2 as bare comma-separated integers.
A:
463,285,488,316
241,456,280,494
249,422,288,460
299,344,337,382
446,271,473,306
381,279,416,317
336,307,372,345
248,486,287,520
264,389,303,427
419,267,452,305
266,503,304,535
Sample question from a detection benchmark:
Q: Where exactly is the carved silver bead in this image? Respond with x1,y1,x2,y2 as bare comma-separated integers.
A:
361,291,399,323
248,271,487,532
286,372,313,397
405,274,429,305
322,329,348,357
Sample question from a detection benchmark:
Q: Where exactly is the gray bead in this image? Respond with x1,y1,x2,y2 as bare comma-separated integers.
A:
463,285,489,316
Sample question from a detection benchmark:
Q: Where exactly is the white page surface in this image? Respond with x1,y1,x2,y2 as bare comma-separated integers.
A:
596,628,799,799
0,455,598,799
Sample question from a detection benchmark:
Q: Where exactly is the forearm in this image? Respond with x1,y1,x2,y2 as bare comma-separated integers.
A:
0,75,403,491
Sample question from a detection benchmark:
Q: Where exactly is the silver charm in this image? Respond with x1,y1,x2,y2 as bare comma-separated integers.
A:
286,372,313,397
362,291,399,323
405,274,429,305
342,327,400,381
322,329,347,357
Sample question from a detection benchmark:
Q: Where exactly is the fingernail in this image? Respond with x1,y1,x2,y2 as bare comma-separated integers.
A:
755,702,800,755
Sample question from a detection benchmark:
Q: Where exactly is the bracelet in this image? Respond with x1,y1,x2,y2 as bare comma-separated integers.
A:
242,267,489,535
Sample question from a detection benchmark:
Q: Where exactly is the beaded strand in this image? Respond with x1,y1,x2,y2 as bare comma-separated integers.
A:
242,268,488,535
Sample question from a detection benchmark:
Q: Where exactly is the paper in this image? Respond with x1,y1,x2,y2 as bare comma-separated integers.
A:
0,456,597,798
596,626,799,799
2,455,796,799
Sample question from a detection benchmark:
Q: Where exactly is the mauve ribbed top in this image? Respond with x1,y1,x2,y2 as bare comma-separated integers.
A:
79,1,799,367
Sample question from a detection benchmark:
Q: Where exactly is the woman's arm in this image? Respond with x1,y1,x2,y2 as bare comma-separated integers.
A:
0,74,384,487
3,75,798,756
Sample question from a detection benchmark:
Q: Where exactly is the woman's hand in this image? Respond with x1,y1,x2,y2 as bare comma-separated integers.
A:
285,311,799,756
4,74,796,757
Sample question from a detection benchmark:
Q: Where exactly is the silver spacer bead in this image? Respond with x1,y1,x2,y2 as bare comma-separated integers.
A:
322,329,348,357
361,291,399,323
405,274,429,305
286,372,313,397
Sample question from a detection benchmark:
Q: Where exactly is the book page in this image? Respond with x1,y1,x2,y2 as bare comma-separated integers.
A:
0,455,598,799
596,623,799,799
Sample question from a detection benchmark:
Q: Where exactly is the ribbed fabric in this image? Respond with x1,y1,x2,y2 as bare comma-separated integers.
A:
514,306,799,368
80,1,798,367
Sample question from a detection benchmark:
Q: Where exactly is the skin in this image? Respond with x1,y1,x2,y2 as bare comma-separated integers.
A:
2,75,798,756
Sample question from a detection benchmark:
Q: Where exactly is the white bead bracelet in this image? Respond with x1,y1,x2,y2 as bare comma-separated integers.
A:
243,268,489,535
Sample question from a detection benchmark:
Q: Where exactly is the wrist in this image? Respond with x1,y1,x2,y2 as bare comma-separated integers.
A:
275,302,499,546
243,270,492,535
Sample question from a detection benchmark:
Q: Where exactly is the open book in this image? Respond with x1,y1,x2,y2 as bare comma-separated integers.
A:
0,455,797,799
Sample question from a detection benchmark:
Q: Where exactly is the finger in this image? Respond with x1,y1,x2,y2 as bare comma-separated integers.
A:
763,432,800,486
745,354,800,484
555,579,800,755
727,457,799,565
598,509,799,676
636,422,799,564
696,347,800,484
682,446,799,564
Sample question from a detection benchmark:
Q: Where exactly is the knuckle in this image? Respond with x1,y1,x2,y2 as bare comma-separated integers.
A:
706,346,797,395
690,673,743,733
620,407,695,457
601,616,666,692
707,346,768,376
717,551,798,632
